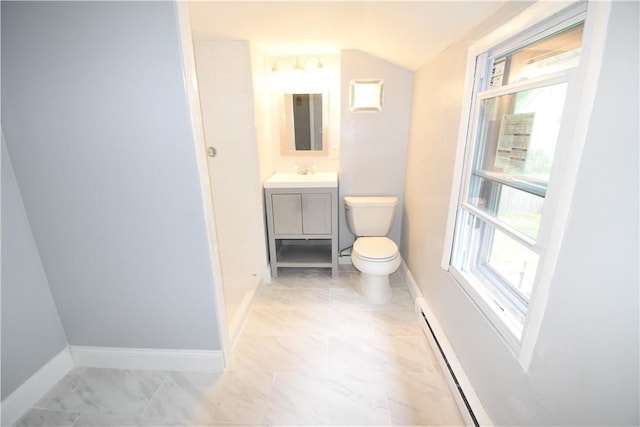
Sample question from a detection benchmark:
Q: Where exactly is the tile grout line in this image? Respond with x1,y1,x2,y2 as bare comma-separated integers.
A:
137,376,166,420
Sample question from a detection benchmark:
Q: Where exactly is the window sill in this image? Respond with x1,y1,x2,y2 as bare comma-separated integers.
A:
450,267,523,354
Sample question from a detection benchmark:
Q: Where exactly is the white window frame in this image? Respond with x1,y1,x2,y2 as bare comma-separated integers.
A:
441,0,613,369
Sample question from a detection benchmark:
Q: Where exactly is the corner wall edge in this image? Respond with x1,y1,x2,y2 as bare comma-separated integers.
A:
1,346,74,426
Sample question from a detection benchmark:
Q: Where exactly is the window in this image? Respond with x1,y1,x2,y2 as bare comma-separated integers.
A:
448,9,586,348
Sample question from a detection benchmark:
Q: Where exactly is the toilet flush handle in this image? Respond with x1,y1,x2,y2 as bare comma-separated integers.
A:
207,147,218,157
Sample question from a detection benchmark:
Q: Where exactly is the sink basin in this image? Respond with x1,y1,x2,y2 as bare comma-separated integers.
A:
264,172,338,188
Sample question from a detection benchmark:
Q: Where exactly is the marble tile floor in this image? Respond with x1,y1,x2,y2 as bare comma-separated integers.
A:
14,268,465,427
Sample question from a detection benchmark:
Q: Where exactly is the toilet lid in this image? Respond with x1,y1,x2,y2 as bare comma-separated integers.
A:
353,237,398,261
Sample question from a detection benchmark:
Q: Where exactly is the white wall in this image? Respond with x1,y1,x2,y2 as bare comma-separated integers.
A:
1,1,220,350
339,50,412,251
194,40,268,280
1,137,68,400
402,1,639,425
250,45,275,182
192,40,268,339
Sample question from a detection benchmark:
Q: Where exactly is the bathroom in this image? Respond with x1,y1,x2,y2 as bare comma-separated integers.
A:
188,27,413,340
2,1,638,426
180,6,640,424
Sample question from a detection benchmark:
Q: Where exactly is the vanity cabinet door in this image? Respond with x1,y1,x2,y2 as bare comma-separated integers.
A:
271,194,302,235
302,193,332,234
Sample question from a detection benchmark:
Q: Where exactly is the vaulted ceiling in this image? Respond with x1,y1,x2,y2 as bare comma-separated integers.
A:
188,1,508,71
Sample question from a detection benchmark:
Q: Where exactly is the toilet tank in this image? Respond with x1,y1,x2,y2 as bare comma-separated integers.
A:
344,196,398,237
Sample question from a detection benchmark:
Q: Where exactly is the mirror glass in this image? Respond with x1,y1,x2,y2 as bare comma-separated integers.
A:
281,92,328,156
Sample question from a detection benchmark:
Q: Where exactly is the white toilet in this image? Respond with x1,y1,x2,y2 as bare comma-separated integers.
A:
344,196,401,304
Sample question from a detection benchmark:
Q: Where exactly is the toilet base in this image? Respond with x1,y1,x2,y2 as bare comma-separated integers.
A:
360,273,392,304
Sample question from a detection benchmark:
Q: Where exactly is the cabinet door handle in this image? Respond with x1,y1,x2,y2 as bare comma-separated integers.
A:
207,147,217,157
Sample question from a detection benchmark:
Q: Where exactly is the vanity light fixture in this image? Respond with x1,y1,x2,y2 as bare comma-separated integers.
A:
349,79,384,112
303,56,324,72
271,55,324,73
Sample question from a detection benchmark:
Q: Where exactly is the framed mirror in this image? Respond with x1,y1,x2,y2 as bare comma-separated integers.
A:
280,92,328,156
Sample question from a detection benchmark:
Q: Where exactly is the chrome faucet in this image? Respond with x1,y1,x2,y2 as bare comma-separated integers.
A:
295,166,316,175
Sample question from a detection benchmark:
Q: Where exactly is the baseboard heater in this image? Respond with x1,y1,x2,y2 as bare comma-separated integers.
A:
416,297,481,427
416,296,493,427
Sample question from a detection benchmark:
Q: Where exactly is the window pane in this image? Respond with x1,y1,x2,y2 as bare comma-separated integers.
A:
489,23,583,87
455,210,539,300
488,229,539,299
472,83,568,193
468,175,544,239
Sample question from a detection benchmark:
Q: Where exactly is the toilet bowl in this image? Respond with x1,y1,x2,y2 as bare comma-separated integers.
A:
351,237,401,304
344,196,400,304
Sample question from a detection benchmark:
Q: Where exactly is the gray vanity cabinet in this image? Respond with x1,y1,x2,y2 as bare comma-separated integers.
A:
265,187,338,278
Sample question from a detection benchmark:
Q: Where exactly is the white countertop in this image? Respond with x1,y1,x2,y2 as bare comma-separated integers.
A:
264,172,338,188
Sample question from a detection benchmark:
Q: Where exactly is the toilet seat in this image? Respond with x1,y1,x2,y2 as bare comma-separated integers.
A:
353,237,398,262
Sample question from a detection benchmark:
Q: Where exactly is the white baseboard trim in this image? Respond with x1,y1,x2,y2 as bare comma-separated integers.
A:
1,346,74,427
399,262,492,427
264,265,272,284
70,346,224,373
228,276,264,349
398,259,423,302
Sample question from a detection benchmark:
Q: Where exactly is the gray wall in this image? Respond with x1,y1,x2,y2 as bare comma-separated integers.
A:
339,50,412,251
1,2,220,350
402,2,639,425
1,137,69,400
